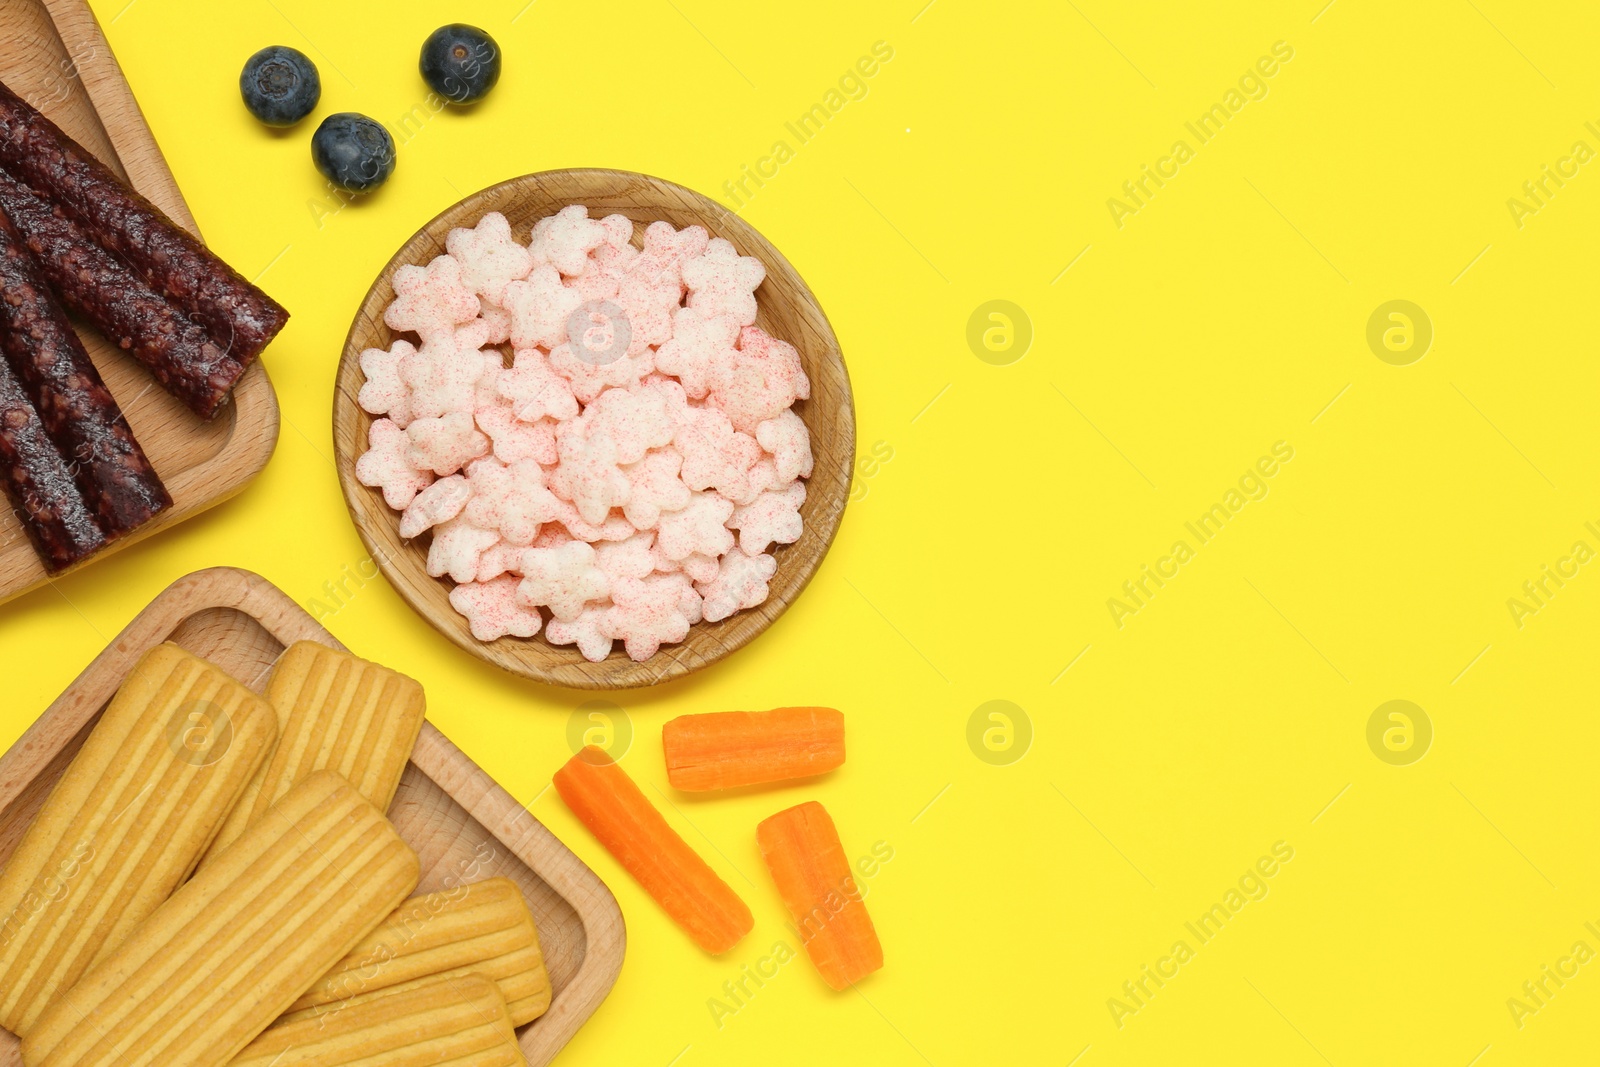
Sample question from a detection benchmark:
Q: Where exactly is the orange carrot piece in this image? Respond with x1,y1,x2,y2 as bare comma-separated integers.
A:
554,746,753,954
756,801,883,990
662,707,845,791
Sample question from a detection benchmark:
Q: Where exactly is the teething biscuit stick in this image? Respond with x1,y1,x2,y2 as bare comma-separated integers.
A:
22,771,420,1067
199,641,425,868
232,973,525,1067
0,643,277,1037
554,746,752,955
282,875,552,1027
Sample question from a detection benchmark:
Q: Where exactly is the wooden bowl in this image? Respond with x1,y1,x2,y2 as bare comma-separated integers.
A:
334,169,854,689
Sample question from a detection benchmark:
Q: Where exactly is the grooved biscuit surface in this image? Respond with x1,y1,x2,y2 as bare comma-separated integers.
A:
200,641,425,868
283,876,552,1027
21,770,420,1067
234,973,526,1067
0,642,277,1036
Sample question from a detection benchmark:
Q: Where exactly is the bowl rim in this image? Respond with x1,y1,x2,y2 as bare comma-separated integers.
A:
332,167,855,689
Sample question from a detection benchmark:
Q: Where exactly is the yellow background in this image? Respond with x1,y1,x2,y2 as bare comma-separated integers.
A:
2,0,1597,1063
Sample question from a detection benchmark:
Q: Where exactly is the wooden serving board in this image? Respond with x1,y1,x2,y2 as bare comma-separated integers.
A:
0,567,624,1066
0,0,280,603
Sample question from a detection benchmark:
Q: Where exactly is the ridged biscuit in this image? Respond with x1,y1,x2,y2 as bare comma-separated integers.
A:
23,771,420,1067
0,643,277,1036
282,875,551,1027
234,973,525,1067
200,640,425,867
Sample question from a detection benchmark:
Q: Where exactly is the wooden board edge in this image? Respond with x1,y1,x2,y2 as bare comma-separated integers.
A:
0,567,255,809
163,360,282,504
408,724,627,1063
38,0,198,234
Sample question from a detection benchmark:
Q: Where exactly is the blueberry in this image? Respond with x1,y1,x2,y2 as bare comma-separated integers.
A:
239,45,320,127
419,24,501,104
311,113,396,193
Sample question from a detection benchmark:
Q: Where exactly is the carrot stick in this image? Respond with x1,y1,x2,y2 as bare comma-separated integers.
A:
662,708,845,791
756,802,883,990
554,746,753,954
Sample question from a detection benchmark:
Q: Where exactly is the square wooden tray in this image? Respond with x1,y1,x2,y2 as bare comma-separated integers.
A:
0,566,625,1066
0,0,280,602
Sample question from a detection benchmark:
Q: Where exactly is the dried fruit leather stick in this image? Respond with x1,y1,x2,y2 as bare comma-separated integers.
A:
0,77,289,364
0,199,169,537
0,168,250,419
0,350,104,571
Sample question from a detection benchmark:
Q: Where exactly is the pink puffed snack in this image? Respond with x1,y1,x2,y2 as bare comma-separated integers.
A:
406,411,489,475
595,531,657,583
401,335,484,420
517,540,610,621
466,301,513,347
710,326,810,433
675,552,721,585
499,349,579,422
570,238,639,303
681,237,765,325
399,473,471,538
654,308,739,399
531,524,574,550
696,547,778,622
465,455,563,545
476,401,559,466
553,499,638,543
446,212,533,305
622,448,690,529
674,403,762,499
385,254,480,341
615,222,707,346
357,418,433,509
544,604,613,662
358,340,415,427
475,541,526,583
604,574,701,661
427,515,500,583
633,220,709,286
656,490,735,561
756,410,814,482
723,457,779,507
506,265,584,350
531,205,612,276
548,341,654,404
577,386,675,464
614,272,679,352
450,576,543,641
728,481,806,554
550,426,632,525
356,204,816,663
